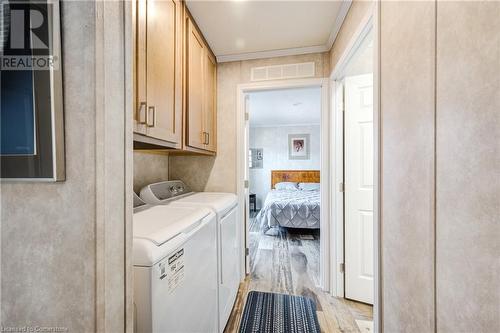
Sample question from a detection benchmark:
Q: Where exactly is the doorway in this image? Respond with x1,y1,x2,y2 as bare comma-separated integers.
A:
230,75,376,332
331,7,376,313
236,78,330,292
246,86,323,294
343,28,374,305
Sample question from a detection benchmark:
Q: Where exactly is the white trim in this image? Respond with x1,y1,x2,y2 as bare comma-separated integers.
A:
373,1,382,331
236,78,331,292
329,3,381,331
326,0,353,50
217,0,352,63
244,94,251,275
319,79,330,292
217,45,329,63
331,4,374,80
250,123,321,129
330,79,345,298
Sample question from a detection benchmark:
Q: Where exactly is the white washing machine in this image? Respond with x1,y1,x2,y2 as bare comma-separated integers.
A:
140,181,241,333
133,193,218,333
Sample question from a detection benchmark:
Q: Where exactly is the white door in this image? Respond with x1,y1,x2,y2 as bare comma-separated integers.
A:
344,74,374,304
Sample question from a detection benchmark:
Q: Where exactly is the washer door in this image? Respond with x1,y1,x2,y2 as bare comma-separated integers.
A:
151,217,218,333
219,207,240,331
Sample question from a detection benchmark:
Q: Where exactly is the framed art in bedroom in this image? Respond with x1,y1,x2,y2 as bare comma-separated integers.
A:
288,134,310,160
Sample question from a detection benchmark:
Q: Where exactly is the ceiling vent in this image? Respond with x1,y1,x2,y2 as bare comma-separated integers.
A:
250,62,315,82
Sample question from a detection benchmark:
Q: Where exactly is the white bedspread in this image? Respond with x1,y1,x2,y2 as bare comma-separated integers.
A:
256,189,320,229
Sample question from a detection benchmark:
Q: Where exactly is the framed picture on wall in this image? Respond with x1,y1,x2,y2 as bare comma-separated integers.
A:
249,148,263,169
288,134,310,160
0,0,65,181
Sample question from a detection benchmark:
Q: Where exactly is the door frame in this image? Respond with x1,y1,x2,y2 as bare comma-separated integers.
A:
329,3,382,332
236,77,331,291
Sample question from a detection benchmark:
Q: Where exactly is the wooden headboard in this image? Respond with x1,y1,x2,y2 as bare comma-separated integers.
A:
271,170,320,189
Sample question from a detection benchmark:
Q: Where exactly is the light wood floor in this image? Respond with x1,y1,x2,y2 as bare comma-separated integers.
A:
224,211,373,333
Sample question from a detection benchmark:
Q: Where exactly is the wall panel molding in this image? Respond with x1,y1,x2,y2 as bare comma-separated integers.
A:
94,1,129,331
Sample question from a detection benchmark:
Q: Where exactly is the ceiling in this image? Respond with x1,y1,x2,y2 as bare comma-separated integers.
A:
248,87,321,127
186,0,350,62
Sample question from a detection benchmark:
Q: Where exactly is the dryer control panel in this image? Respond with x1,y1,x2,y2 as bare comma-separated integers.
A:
140,180,192,204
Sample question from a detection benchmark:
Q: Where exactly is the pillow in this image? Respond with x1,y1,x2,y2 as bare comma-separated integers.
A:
298,182,320,191
274,182,299,190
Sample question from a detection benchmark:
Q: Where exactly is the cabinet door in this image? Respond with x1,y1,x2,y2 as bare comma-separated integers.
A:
204,52,217,152
186,17,206,150
134,0,147,135
145,0,182,145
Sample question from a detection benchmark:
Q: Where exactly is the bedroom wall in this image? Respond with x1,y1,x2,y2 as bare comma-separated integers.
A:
249,125,321,209
169,52,330,192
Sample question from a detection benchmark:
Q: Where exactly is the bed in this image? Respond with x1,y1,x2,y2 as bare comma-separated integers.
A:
256,170,320,230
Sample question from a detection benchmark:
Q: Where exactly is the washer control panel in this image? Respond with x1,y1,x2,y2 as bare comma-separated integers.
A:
169,184,186,195
142,180,191,203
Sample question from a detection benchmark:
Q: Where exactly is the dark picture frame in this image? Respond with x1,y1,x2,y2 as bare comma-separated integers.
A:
1,0,65,181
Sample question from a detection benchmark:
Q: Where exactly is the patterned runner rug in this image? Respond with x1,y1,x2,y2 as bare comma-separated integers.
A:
239,291,321,333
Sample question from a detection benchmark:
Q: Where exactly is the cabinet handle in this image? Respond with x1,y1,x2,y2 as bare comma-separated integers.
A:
206,132,210,145
147,106,156,127
137,102,147,124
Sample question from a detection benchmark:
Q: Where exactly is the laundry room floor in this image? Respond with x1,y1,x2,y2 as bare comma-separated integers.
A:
224,211,373,333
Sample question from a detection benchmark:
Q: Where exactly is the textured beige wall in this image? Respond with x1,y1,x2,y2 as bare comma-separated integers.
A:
169,52,330,193
436,2,500,331
379,1,500,332
1,2,129,331
1,2,97,330
329,0,373,72
380,2,436,331
133,151,169,193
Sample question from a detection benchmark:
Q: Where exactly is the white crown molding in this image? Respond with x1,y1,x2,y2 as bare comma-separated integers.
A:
326,0,353,50
216,0,353,63
217,45,329,63
250,123,321,129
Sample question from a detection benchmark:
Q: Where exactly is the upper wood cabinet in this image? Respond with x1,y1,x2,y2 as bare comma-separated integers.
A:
134,0,183,148
133,1,217,154
204,52,217,152
185,14,217,153
186,19,205,150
